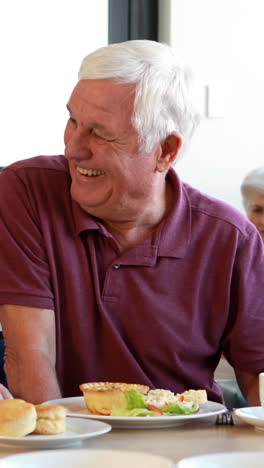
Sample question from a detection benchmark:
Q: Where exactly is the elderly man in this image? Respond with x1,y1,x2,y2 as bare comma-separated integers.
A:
0,40,264,405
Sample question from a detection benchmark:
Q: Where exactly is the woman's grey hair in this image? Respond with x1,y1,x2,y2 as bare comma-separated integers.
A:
78,40,201,156
241,167,264,211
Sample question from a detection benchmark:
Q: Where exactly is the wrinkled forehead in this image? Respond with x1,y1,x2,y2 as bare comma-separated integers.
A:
69,79,136,113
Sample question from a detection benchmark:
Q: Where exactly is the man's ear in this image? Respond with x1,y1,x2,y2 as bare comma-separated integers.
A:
157,133,183,172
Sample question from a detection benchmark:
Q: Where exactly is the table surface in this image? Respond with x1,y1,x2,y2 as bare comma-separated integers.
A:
0,415,264,464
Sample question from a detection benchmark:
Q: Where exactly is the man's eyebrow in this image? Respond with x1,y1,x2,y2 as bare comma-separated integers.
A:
65,105,113,134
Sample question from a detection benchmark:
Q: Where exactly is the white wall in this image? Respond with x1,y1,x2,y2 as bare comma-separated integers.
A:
0,0,108,166
159,0,264,212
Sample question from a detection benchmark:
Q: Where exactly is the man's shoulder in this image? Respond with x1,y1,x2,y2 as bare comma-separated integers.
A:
0,156,71,202
4,155,68,174
182,181,252,237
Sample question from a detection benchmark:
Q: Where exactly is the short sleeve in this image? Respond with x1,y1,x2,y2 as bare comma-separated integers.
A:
0,167,54,309
222,225,264,373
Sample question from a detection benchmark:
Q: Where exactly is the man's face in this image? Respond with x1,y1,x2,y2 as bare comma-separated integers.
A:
247,190,264,240
64,79,160,221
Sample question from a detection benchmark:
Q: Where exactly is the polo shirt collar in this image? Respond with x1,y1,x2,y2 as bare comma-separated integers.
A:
156,168,191,259
72,200,101,234
71,167,192,259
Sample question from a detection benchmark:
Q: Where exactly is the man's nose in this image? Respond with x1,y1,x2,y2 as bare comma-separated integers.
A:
65,132,92,160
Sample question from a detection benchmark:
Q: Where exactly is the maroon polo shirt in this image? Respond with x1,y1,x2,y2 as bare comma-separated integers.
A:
0,155,264,402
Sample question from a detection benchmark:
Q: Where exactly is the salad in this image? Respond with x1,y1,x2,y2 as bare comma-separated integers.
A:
111,389,200,417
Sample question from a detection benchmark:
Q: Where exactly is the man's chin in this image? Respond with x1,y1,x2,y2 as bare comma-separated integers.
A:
70,184,114,216
73,196,109,217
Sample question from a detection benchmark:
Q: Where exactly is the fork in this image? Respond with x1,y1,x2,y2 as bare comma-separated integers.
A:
216,411,234,425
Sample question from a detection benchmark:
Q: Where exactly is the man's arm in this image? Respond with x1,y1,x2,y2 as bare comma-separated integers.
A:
0,304,62,404
235,369,260,406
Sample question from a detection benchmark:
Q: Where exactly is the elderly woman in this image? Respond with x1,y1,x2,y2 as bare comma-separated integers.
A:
241,167,264,240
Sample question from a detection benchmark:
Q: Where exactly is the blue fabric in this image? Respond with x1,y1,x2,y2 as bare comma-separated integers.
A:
218,379,248,409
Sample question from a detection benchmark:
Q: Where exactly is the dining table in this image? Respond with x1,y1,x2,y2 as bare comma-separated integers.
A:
0,412,264,465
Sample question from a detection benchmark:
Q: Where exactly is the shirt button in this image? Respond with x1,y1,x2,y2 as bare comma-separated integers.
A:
113,264,121,269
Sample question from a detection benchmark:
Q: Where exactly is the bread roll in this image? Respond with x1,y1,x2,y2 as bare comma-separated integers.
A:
80,382,149,415
33,404,67,434
0,399,37,437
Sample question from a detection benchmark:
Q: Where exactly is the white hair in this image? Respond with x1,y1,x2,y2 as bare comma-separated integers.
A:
241,167,264,211
78,40,200,156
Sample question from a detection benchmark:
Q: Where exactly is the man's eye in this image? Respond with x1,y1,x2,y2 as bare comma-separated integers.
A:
91,130,106,140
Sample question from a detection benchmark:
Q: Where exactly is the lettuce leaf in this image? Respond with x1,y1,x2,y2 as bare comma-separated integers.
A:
125,389,148,410
109,389,199,417
161,401,199,414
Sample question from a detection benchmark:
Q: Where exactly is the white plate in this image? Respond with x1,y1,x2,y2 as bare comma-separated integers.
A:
176,451,264,467
44,397,226,429
234,406,264,431
0,417,111,449
1,449,174,468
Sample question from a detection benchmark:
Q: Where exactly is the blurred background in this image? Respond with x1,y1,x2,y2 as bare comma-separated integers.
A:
1,0,264,212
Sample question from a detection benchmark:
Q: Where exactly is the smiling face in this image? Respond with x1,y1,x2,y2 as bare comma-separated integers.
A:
247,190,264,240
64,79,164,223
